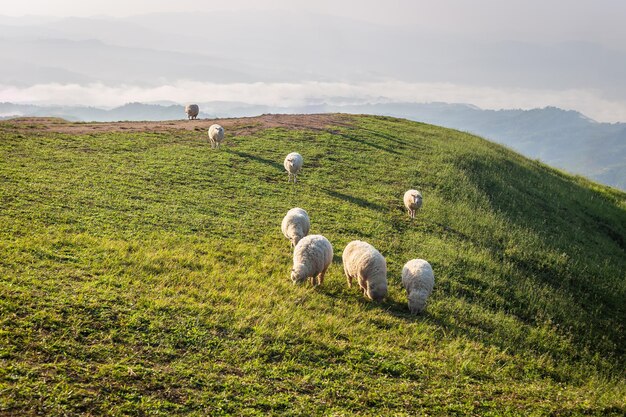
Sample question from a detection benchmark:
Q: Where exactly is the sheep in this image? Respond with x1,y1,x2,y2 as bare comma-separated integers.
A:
284,152,303,183
401,259,435,314
208,124,225,149
281,207,310,247
185,104,199,120
342,240,388,302
291,234,333,286
403,189,423,219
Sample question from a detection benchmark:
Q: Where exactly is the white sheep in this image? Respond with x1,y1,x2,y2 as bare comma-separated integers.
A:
291,234,333,286
342,240,388,302
208,124,225,149
281,207,310,247
284,152,303,183
403,189,423,219
402,259,435,314
185,104,199,120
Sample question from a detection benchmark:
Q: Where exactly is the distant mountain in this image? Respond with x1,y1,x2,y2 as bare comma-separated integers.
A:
0,102,207,121
1,101,624,191
329,103,626,192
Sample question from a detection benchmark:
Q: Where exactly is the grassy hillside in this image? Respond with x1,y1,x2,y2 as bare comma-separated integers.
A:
0,115,624,416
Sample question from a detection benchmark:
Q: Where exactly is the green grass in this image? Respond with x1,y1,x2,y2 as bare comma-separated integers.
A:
0,115,624,416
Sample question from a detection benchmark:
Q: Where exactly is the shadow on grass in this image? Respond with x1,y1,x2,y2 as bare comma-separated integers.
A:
335,132,400,155
322,187,386,212
359,127,428,152
450,151,626,368
228,149,284,171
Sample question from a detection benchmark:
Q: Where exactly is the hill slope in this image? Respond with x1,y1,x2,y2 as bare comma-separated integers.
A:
0,115,624,416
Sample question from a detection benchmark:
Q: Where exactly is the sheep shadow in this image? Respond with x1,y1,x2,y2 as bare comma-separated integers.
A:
313,280,416,319
322,187,387,212
359,127,427,152
228,149,284,171
335,132,400,155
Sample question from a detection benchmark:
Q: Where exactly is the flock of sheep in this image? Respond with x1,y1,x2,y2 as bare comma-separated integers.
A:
186,104,435,314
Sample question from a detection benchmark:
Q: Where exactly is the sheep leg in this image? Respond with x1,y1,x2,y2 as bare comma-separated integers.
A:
359,277,367,295
344,266,352,288
317,268,327,286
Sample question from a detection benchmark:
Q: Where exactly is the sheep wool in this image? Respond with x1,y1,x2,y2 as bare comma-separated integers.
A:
284,152,303,183
342,240,388,302
403,189,423,219
281,208,311,247
208,124,225,149
185,104,199,120
402,259,435,314
291,235,333,286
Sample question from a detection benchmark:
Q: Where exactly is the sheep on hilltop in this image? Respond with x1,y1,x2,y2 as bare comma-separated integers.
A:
185,104,199,120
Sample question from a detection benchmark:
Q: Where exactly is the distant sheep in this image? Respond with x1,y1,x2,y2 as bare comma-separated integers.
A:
284,152,303,183
342,240,388,302
208,124,225,149
291,235,333,286
403,189,423,219
281,207,310,247
185,104,199,120
402,259,434,314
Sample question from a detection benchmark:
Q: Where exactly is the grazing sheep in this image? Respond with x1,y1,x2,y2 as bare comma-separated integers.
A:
403,189,423,219
284,152,303,183
281,207,311,247
208,124,225,148
342,240,388,302
291,235,333,286
185,104,199,120
402,259,435,314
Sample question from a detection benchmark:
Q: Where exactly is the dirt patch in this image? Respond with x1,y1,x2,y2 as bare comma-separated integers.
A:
1,114,355,136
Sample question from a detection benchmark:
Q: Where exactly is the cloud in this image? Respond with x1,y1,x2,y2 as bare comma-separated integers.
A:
2,80,626,122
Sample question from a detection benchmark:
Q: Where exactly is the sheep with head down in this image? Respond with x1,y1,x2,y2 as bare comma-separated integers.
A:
281,208,310,247
402,259,435,314
291,234,333,286
342,240,388,302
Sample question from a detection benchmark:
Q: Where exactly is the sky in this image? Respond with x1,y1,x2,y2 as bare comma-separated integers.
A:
4,0,625,47
2,0,625,121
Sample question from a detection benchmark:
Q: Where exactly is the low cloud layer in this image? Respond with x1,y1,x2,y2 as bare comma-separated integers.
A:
3,81,625,122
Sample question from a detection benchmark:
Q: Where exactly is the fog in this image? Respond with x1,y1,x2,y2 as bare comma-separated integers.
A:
1,1,625,121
